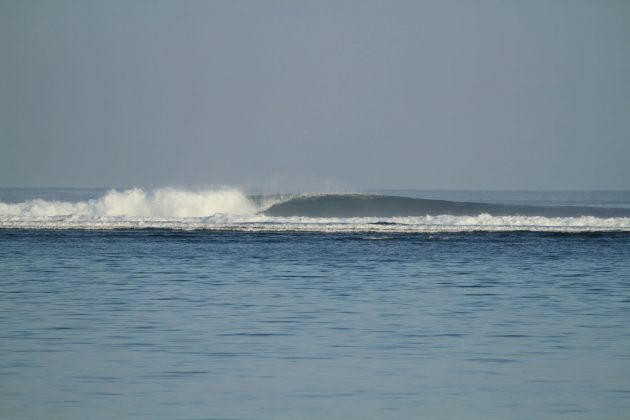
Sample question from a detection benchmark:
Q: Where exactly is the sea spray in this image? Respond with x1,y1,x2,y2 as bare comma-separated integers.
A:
0,187,259,217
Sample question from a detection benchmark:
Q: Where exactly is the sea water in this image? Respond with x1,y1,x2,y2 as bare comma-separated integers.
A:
1,189,630,419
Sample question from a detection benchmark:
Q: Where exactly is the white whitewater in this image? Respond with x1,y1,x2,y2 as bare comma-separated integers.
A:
0,188,259,218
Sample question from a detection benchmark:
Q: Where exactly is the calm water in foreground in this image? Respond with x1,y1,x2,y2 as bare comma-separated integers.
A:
1,229,630,419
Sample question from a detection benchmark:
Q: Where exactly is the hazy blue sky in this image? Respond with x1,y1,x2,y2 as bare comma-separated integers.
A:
1,0,629,190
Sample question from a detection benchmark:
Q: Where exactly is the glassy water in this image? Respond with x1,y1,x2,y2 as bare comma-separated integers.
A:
2,229,630,419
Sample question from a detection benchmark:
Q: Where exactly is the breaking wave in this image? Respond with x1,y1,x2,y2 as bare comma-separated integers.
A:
0,188,258,218
1,188,630,232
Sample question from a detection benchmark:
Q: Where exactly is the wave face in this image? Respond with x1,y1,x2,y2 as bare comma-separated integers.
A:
1,189,630,232
262,194,630,218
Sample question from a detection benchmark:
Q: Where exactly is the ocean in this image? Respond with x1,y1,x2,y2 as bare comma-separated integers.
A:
1,188,630,419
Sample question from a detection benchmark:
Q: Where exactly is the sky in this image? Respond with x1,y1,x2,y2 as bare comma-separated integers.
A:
1,0,629,191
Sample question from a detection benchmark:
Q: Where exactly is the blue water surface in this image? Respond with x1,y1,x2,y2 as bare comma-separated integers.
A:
1,230,630,419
